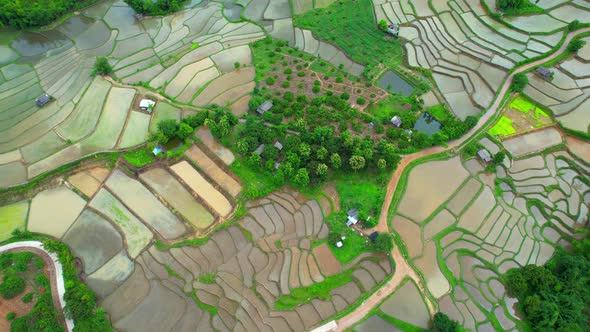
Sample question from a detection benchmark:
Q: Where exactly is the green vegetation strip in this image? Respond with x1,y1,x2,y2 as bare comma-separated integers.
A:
275,270,353,310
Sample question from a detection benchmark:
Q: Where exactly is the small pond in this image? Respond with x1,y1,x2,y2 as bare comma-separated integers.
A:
413,112,441,136
378,70,414,97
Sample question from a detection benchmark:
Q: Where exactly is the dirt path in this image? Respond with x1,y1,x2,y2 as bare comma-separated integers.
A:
0,241,74,332
333,28,590,331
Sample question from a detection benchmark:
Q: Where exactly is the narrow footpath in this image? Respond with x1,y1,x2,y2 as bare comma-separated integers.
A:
331,27,590,331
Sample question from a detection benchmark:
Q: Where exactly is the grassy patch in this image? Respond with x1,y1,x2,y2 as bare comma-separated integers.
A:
122,148,155,168
229,159,280,199
293,0,403,80
275,270,353,310
335,175,385,216
154,236,209,250
488,116,516,137
163,264,184,281
510,96,549,122
325,212,374,264
0,202,28,242
427,104,449,122
198,273,216,284
189,291,218,316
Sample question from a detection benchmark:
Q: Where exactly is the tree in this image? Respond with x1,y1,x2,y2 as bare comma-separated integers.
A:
567,20,581,32
64,281,96,320
374,233,393,252
157,119,178,143
316,147,328,160
511,73,529,92
567,38,586,53
248,95,266,111
431,312,460,332
364,217,378,228
0,275,26,299
377,158,387,170
493,151,505,165
378,19,388,31
349,155,366,171
176,123,193,139
316,163,328,180
293,168,310,188
298,143,311,159
94,57,112,76
330,153,342,169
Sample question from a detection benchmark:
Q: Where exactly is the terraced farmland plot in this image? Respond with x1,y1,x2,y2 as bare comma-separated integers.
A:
184,145,241,197
170,161,233,217
88,187,392,332
106,170,188,240
27,186,86,238
140,167,215,229
489,96,553,138
371,0,579,119
388,150,589,331
0,0,280,188
89,188,153,258
0,201,28,241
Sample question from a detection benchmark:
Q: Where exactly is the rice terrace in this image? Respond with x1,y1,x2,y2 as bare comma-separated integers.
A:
0,0,589,331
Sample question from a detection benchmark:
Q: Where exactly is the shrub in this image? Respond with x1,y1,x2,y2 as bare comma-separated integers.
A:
94,57,112,76
297,71,305,77
0,275,26,299
312,86,321,93
356,97,366,105
157,119,178,143
336,76,343,83
282,81,290,88
22,292,33,303
284,68,292,74
340,92,350,100
511,73,528,92
265,77,275,85
374,233,393,252
567,38,586,53
432,312,461,332
6,312,15,320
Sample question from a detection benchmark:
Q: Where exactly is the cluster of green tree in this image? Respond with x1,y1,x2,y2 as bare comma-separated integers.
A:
156,106,237,144
11,291,64,332
567,38,587,54
93,57,113,76
235,113,401,189
41,239,114,331
0,0,96,29
124,0,185,16
511,73,529,93
503,235,590,331
429,312,462,332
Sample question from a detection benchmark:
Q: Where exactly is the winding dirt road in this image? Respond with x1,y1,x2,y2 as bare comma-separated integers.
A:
331,28,590,331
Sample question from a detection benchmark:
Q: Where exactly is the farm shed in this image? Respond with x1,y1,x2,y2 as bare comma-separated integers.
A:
477,149,492,163
387,23,399,36
390,116,402,127
273,141,283,150
256,101,273,115
346,208,359,227
254,144,265,155
534,67,554,81
140,99,156,111
36,93,51,107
